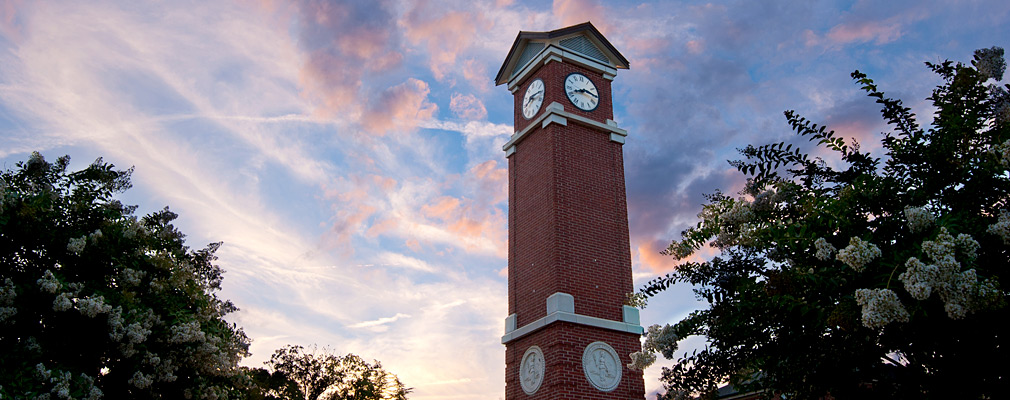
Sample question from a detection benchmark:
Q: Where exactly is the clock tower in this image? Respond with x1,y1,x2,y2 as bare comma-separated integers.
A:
496,22,645,399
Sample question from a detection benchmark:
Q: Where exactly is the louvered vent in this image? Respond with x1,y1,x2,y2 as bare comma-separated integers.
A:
511,42,545,78
559,35,609,64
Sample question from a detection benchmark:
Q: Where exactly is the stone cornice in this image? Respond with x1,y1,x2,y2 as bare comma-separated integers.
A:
503,102,627,156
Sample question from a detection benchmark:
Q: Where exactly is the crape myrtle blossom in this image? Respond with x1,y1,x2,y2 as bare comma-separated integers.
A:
628,324,678,371
854,288,910,329
974,46,1007,81
836,237,881,272
899,228,990,319
904,206,935,233
989,209,1010,244
814,237,836,261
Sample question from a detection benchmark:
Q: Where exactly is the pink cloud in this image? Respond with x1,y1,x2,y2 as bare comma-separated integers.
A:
0,0,25,41
826,20,903,45
552,0,613,34
449,93,487,121
402,2,486,81
361,78,438,135
636,239,676,274
462,58,491,93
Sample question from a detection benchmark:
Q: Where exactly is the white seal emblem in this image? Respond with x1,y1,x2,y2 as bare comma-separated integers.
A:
519,345,544,394
582,341,621,391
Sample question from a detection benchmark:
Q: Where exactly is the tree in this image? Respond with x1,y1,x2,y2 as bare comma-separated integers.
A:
248,345,409,400
631,48,1010,399
0,153,250,399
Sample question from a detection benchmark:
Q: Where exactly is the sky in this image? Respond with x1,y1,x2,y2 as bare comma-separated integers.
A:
1,0,1008,399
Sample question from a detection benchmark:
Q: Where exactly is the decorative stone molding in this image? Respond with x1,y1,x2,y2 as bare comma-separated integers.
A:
502,102,628,156
501,292,644,344
582,341,621,392
520,345,545,395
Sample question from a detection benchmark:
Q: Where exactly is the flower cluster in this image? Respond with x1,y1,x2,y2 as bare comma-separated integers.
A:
129,370,154,389
813,238,836,261
975,46,1006,81
37,270,62,294
120,267,145,287
67,236,86,255
854,288,910,329
77,295,112,318
627,324,680,371
123,216,148,239
169,320,207,343
1,278,16,323
904,206,935,233
988,209,1010,244
836,237,881,272
627,351,657,371
899,228,985,319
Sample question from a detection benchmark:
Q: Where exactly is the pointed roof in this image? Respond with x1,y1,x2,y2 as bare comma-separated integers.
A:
495,22,629,87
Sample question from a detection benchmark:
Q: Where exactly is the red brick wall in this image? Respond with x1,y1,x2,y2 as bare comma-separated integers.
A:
505,324,645,400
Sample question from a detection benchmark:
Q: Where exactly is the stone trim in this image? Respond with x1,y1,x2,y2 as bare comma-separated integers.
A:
503,102,628,156
502,292,644,344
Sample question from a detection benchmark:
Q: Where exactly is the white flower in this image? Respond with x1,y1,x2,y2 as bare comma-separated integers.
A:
836,237,881,272
975,46,1006,81
37,270,62,294
77,295,112,318
120,268,145,287
88,229,103,244
169,320,206,343
0,278,16,322
899,257,936,301
720,201,753,225
129,371,153,389
627,351,657,370
988,209,1010,244
922,227,958,261
642,324,679,358
125,322,151,344
904,206,934,233
52,292,73,312
67,236,86,255
854,288,910,329
955,233,980,260
814,237,836,261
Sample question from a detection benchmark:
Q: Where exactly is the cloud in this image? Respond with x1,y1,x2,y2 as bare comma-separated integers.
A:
826,20,904,45
361,78,439,135
402,1,486,81
285,0,404,121
348,312,412,330
449,93,488,121
551,0,612,33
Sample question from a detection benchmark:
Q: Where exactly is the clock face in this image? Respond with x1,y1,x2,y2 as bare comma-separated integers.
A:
522,78,545,119
564,72,599,111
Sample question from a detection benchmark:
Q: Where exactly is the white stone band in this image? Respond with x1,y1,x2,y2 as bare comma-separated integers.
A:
502,292,644,344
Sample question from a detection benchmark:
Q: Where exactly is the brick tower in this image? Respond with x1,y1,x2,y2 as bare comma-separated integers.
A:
495,22,645,399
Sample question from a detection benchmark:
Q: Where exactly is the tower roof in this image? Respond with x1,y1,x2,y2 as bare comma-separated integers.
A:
495,22,629,86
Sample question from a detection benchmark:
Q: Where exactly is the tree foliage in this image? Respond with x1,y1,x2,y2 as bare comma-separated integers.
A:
634,48,1010,398
248,345,409,400
0,153,250,399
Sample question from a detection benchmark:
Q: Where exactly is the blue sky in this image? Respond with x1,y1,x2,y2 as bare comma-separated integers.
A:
1,1,1007,399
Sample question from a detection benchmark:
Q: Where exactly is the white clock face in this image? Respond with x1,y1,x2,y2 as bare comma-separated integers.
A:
564,73,599,111
522,78,545,119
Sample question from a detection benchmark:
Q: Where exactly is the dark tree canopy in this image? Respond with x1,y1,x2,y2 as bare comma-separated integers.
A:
633,48,1010,399
1,153,250,399
247,345,409,400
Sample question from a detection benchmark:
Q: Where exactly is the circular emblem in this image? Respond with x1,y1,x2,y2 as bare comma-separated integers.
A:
519,346,545,394
582,341,621,392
